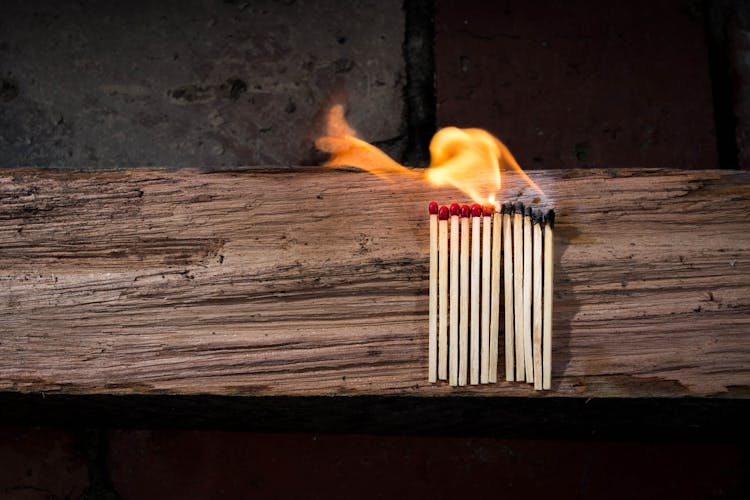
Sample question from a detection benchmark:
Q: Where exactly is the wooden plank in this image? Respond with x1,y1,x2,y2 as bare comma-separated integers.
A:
1,167,749,398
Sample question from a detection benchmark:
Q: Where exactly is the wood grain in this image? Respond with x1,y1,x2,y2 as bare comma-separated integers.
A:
1,167,749,398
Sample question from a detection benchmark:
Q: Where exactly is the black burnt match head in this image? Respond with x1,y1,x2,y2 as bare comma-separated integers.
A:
532,209,544,224
544,209,555,228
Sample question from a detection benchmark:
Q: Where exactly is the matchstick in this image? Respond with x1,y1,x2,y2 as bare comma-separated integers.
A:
503,203,514,381
532,210,543,390
480,204,492,383
458,204,471,386
428,201,438,383
523,205,534,383
438,205,449,381
543,209,555,390
489,202,502,383
449,203,460,386
512,202,525,381
470,203,482,385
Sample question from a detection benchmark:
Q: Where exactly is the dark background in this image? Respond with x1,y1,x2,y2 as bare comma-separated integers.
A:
1,0,749,498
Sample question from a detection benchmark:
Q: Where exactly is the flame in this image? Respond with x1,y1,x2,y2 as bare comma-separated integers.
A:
315,104,542,203
315,104,416,181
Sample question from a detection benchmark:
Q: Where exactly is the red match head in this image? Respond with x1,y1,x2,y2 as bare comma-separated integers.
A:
471,203,482,217
461,205,470,218
438,206,449,220
449,203,460,216
483,204,494,216
428,201,439,215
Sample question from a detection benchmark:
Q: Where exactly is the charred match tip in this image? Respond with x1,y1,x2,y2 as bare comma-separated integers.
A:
450,203,461,216
524,206,532,217
532,209,544,224
428,201,439,215
514,202,525,215
482,204,494,216
461,204,471,217
438,206,450,220
500,204,506,215
504,202,514,215
545,209,556,228
471,203,482,217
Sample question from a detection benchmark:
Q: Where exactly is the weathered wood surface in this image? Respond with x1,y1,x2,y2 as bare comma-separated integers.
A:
1,167,749,398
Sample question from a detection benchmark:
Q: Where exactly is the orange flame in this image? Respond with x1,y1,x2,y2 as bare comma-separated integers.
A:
315,104,542,203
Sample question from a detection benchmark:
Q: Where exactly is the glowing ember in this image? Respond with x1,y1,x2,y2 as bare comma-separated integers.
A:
315,103,543,203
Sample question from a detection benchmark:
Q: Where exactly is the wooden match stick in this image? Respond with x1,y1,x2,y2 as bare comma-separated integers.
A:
489,203,501,383
532,210,543,390
449,203,461,386
458,204,470,386
428,201,438,383
543,209,555,390
470,203,482,385
502,203,514,381
480,204,492,384
523,205,534,383
438,205,449,381
512,202,525,381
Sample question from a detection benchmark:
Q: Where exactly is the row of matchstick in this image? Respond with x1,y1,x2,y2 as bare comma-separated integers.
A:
428,201,555,390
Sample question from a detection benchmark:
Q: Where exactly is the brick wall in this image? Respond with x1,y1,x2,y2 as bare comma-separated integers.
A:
0,0,735,169
435,0,717,169
0,428,746,499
